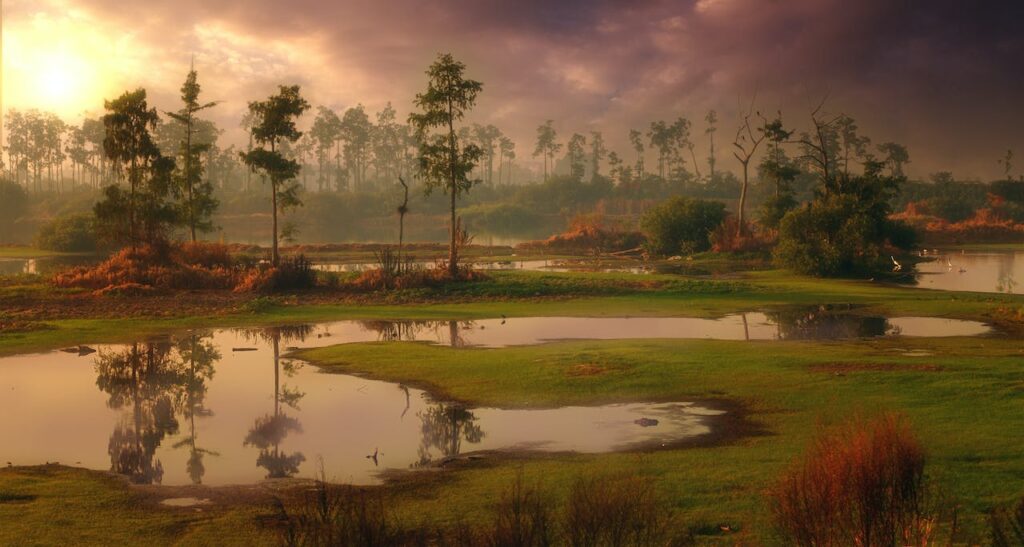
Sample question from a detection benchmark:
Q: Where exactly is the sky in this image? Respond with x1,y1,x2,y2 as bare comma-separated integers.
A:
2,0,1023,180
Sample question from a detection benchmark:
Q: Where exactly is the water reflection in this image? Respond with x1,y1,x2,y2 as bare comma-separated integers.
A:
0,310,994,486
416,404,484,466
914,250,1023,294
241,326,312,479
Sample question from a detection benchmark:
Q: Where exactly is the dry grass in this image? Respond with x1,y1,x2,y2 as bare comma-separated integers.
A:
770,413,954,546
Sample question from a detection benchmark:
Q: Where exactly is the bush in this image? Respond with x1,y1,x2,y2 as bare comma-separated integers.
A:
771,413,944,546
640,196,727,256
564,473,673,546
34,213,99,252
775,197,917,277
991,497,1024,547
0,179,28,243
518,214,645,254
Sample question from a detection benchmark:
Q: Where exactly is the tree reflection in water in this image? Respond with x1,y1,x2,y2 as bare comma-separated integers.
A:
764,307,891,340
170,333,219,484
359,319,476,347
95,334,220,485
241,325,311,479
415,403,484,467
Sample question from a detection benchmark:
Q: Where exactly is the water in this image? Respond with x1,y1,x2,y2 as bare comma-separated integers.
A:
312,259,648,274
0,328,720,486
295,313,990,347
914,249,1024,294
0,256,95,276
0,311,993,486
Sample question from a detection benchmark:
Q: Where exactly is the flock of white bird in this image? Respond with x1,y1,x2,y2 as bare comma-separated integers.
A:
892,249,968,273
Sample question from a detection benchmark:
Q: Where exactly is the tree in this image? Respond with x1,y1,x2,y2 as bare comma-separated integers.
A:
473,124,502,185
836,115,870,177
629,129,645,178
97,89,177,248
758,116,799,229
566,133,587,181
340,105,372,190
732,101,767,235
408,53,484,278
498,136,515,185
165,65,219,242
533,120,560,182
589,131,607,180
239,85,310,266
0,179,28,243
310,106,342,191
705,110,718,184
877,142,910,178
775,160,915,277
640,196,727,256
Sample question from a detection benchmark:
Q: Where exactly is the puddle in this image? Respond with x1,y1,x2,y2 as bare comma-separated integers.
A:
0,256,96,276
913,249,1023,294
0,328,721,486
0,311,993,487
305,313,991,348
312,259,648,274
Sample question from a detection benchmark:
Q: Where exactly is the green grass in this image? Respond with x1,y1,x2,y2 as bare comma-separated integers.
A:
3,269,1022,356
2,268,1024,543
0,466,272,546
0,246,94,259
299,335,1024,543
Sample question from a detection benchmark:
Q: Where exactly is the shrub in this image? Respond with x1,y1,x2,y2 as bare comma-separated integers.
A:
564,473,673,547
774,197,917,277
991,497,1024,547
640,196,727,256
770,413,940,546
486,471,554,547
0,179,28,243
34,213,98,252
710,217,774,253
518,214,644,254
276,466,402,547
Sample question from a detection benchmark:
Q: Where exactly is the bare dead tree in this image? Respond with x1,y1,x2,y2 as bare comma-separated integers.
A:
733,97,767,236
397,176,410,269
793,96,843,195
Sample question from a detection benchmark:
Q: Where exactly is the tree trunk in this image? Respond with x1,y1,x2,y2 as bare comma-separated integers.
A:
737,162,749,238
271,141,280,267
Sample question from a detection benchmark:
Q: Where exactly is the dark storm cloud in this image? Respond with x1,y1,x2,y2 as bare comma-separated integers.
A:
28,0,1024,177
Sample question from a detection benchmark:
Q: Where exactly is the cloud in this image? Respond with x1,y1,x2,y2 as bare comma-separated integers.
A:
4,0,1023,178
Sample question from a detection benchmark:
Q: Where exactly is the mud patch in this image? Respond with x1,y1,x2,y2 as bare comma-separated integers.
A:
811,362,944,373
567,363,607,377
160,497,212,507
0,493,37,503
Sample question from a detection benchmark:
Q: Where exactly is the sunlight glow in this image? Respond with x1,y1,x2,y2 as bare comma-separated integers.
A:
2,10,147,119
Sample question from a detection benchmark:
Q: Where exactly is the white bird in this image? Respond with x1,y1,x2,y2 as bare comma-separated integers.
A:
891,256,902,272
946,258,953,271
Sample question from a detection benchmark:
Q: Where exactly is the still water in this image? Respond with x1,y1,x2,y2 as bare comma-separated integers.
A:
914,249,1023,294
0,327,720,486
0,312,992,486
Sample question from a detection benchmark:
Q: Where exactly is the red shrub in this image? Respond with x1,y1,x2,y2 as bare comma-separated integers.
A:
710,218,774,253
771,413,936,546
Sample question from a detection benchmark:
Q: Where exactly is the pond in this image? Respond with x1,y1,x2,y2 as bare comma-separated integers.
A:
0,256,96,276
914,249,1023,294
0,311,992,486
0,327,721,486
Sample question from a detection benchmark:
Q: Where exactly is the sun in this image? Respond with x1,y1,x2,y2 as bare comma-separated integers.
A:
33,53,91,112
2,12,133,119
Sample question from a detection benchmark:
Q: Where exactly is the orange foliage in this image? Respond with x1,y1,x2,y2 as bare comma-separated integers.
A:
519,214,644,253
710,218,775,253
350,264,488,291
55,243,242,292
771,413,939,546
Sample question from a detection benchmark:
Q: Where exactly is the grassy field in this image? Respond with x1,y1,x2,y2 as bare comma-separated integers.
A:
2,266,1024,544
